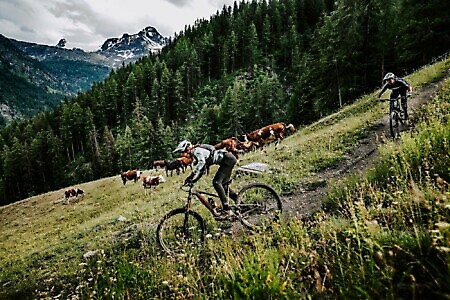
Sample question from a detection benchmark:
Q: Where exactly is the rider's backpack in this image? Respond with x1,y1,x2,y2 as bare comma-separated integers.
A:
198,144,216,166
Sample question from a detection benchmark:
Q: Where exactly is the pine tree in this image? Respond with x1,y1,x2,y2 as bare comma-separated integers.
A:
159,63,171,122
244,23,261,67
115,125,135,170
104,78,120,127
171,69,185,122
3,138,25,200
101,125,117,175
219,79,246,138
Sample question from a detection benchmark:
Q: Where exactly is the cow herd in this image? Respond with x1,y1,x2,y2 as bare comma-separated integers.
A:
213,122,296,158
62,122,296,202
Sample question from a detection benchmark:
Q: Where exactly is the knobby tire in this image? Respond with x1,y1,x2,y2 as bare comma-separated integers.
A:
236,183,282,230
389,109,400,138
156,208,205,256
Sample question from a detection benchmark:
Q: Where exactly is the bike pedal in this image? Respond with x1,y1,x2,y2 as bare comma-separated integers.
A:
214,211,237,221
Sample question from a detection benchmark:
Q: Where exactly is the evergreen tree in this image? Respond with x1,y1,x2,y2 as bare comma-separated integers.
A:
3,138,25,200
159,63,171,122
124,71,137,122
244,23,261,67
171,69,185,122
398,0,450,69
115,125,135,171
101,125,117,175
219,79,246,138
104,78,120,127
226,30,238,72
149,78,161,124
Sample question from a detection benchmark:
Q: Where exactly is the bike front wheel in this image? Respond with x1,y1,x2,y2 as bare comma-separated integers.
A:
236,183,282,230
389,109,401,138
156,208,205,256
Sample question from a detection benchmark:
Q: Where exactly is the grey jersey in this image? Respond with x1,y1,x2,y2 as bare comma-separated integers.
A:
191,146,227,181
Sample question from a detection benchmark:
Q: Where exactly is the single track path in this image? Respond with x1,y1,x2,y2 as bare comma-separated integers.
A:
281,76,448,221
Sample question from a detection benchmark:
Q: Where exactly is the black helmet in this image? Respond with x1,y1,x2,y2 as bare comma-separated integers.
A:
383,72,395,82
173,140,192,153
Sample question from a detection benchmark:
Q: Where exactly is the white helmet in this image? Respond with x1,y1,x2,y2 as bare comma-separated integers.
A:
173,140,192,153
383,72,395,81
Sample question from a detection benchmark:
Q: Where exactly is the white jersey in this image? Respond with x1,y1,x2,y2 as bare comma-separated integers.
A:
191,146,226,181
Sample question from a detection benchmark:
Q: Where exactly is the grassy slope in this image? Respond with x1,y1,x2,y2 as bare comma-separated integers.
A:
0,58,449,298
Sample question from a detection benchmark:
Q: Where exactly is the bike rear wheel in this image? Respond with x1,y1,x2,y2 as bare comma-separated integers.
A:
389,109,401,138
236,183,282,230
156,208,205,256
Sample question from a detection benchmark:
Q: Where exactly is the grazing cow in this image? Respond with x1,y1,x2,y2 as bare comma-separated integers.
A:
214,137,246,159
176,156,193,172
244,122,296,148
239,140,256,152
152,160,166,170
142,175,166,194
165,159,183,177
64,188,84,204
120,170,142,185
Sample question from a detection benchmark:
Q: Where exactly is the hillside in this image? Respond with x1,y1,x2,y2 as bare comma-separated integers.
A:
284,67,450,219
1,0,449,206
0,58,448,299
0,34,67,124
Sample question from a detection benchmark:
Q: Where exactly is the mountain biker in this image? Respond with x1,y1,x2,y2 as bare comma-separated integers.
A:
173,140,238,218
377,72,413,119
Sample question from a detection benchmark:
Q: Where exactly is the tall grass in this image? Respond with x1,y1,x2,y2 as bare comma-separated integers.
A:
50,79,450,299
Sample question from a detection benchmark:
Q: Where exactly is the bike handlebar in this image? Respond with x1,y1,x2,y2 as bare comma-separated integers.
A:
180,184,193,192
377,98,394,102
377,93,411,102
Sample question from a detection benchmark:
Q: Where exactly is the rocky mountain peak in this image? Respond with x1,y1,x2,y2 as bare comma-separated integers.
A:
97,26,167,68
56,38,67,48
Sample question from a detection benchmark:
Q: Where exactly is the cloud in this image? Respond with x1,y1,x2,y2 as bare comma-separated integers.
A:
0,0,239,51
163,0,191,7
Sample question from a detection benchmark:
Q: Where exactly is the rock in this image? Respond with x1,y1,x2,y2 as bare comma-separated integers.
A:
83,250,98,258
236,162,270,175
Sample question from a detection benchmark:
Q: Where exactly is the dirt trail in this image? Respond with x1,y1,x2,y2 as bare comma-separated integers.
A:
281,76,448,221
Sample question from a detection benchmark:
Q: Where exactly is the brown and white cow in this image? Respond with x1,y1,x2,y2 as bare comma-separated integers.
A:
64,188,84,204
244,122,296,148
141,175,166,194
120,170,142,185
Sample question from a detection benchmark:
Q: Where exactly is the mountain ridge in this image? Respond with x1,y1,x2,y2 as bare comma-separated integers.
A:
98,26,168,68
0,26,167,124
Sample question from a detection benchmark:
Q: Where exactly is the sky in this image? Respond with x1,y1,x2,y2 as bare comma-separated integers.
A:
0,0,236,51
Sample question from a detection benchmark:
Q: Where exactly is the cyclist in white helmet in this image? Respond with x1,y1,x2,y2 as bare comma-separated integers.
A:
173,140,238,218
377,72,413,119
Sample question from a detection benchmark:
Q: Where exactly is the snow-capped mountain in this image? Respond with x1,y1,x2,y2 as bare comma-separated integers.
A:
97,26,168,68
0,26,167,124
13,26,168,70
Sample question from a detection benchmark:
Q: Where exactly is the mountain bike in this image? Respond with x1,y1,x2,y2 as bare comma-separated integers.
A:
156,182,282,256
378,94,409,138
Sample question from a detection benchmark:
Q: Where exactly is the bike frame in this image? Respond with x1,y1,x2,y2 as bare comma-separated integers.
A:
389,96,406,121
184,185,223,218
379,95,407,119
156,182,282,255
378,95,409,138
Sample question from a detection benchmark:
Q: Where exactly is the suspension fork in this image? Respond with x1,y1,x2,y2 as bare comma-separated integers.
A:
181,190,194,237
